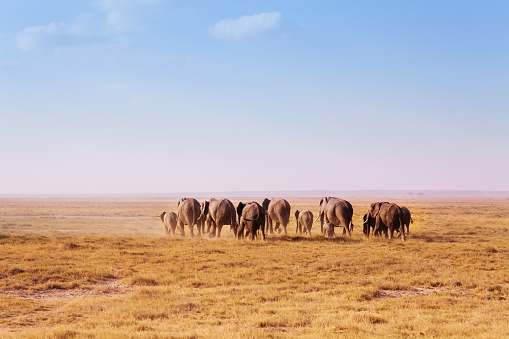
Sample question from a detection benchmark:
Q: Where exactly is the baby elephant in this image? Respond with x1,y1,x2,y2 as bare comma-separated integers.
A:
160,211,178,235
322,223,335,238
295,210,314,235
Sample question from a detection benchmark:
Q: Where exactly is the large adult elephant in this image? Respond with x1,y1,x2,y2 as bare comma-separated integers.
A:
295,210,313,235
237,202,266,240
316,197,354,236
366,202,405,241
201,198,237,238
400,206,413,235
262,198,291,234
177,198,202,237
160,211,178,235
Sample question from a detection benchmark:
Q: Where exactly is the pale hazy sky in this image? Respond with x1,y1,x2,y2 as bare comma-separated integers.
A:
1,1,508,194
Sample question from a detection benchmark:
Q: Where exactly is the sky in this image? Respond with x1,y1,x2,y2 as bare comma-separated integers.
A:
0,1,508,194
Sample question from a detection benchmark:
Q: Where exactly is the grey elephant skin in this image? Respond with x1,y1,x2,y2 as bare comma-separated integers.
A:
317,197,354,237
294,210,313,235
160,211,178,235
366,202,406,241
177,198,202,237
237,202,266,240
201,198,237,238
362,213,385,237
400,206,413,235
262,198,291,234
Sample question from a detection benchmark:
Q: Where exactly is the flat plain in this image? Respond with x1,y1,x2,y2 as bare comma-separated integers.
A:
0,197,508,338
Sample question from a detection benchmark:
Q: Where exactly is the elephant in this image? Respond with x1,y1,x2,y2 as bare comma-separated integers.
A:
315,197,354,237
201,198,237,238
400,206,413,235
262,198,291,234
362,213,385,237
294,210,313,235
176,198,202,237
322,223,335,237
237,202,266,240
160,211,178,235
366,202,405,241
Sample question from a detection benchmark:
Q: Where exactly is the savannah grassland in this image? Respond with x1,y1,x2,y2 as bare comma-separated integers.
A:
0,197,508,338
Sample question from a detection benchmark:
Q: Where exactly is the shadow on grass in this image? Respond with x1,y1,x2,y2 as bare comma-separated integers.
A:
410,234,456,243
264,235,362,244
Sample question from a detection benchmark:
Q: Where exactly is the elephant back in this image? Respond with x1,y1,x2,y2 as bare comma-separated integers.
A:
178,198,201,224
268,198,291,224
243,202,265,222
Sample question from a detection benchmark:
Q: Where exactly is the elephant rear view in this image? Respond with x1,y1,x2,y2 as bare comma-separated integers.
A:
400,206,413,235
160,211,178,235
262,198,291,235
295,210,313,235
177,198,202,237
237,202,266,240
325,198,353,237
317,197,354,235
367,202,405,241
201,198,237,238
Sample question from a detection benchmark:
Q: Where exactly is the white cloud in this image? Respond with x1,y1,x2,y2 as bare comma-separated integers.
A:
209,12,282,40
16,23,66,50
15,0,161,51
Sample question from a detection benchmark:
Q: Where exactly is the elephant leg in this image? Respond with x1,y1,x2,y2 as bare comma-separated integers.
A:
188,224,194,238
345,225,351,237
210,221,217,238
217,223,223,238
237,222,244,239
196,221,201,237
282,222,287,235
178,220,185,237
275,222,281,234
400,224,406,242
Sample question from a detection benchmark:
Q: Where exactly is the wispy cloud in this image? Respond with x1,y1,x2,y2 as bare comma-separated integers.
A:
93,0,161,32
209,12,282,40
15,0,161,51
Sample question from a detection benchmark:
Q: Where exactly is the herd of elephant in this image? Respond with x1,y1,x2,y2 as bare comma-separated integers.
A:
160,197,413,241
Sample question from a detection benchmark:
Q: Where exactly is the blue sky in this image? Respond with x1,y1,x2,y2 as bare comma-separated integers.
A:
1,1,508,194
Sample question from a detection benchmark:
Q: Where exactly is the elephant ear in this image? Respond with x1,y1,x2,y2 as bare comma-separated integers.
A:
262,198,270,210
294,210,299,218
237,202,246,217
370,202,381,217
160,212,166,223
319,197,328,207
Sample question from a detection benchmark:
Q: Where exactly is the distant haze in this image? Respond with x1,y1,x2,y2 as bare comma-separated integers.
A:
2,191,508,199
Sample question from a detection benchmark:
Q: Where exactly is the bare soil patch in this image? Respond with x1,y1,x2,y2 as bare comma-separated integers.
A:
378,287,474,298
1,280,129,301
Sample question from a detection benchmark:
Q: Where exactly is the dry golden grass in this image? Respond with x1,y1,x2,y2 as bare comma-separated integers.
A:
0,197,508,338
